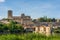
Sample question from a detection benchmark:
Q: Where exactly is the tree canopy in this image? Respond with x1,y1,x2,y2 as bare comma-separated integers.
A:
0,21,24,34
38,16,56,22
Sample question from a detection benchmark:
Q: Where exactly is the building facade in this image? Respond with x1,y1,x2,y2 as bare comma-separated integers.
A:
8,10,32,25
34,25,52,36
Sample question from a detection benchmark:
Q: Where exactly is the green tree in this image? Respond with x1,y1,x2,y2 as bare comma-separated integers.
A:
47,18,52,22
38,17,47,22
38,16,56,22
51,18,56,22
7,20,24,33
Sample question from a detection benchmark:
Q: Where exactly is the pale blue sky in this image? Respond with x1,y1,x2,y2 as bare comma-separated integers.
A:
0,0,60,19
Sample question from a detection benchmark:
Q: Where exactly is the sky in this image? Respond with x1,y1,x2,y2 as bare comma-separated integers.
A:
0,0,60,19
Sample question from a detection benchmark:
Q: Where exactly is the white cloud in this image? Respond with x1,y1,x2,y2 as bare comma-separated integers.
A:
0,16,4,20
0,0,5,2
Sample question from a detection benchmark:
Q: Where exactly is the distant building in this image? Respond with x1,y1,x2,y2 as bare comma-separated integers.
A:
56,19,60,22
8,10,32,25
0,10,54,36
34,25,52,36
8,10,13,19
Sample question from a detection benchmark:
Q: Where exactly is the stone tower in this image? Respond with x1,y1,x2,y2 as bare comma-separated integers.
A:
21,13,25,18
8,10,12,19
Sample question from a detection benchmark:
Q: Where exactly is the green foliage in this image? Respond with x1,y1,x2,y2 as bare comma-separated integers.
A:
0,21,24,33
38,16,56,22
54,27,60,33
0,33,59,40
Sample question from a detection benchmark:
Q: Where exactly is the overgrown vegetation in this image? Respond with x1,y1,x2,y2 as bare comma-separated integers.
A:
0,33,59,40
0,20,24,34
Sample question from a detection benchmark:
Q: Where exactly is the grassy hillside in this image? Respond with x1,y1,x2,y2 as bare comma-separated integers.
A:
0,33,60,40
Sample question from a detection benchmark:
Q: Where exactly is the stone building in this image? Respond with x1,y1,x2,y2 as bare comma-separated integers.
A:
34,24,52,36
8,10,12,19
8,10,32,25
56,19,60,22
